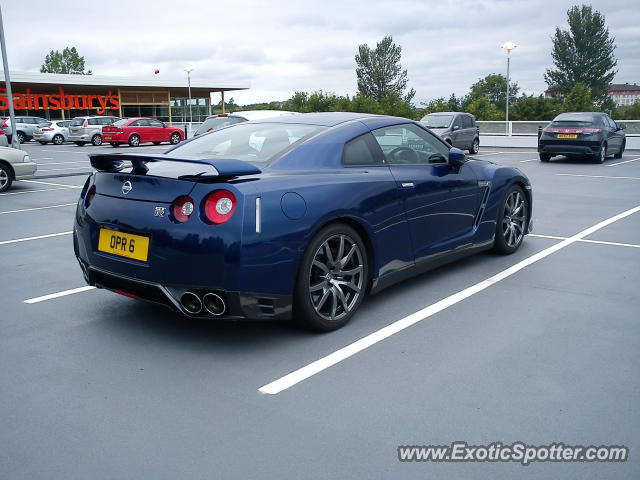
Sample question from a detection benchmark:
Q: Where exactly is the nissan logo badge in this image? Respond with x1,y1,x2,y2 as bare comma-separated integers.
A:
122,181,132,195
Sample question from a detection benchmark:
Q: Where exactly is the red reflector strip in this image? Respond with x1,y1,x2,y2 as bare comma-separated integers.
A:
546,128,601,134
114,289,137,299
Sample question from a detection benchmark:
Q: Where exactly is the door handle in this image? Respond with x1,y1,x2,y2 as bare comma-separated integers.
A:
401,182,415,188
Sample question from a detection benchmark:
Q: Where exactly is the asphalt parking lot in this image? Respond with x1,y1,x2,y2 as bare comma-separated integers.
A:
1,144,639,479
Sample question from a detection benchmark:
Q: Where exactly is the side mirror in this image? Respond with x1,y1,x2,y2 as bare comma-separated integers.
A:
618,123,626,131
448,147,466,167
452,125,460,131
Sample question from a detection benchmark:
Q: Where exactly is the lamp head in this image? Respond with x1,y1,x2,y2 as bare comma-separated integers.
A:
184,67,193,73
501,41,517,52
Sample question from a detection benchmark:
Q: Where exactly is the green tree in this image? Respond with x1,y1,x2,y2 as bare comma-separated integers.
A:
618,101,640,120
464,74,519,112
511,94,562,120
355,36,415,102
561,82,595,112
283,91,309,112
40,47,91,75
544,5,617,101
421,93,461,114
466,96,503,120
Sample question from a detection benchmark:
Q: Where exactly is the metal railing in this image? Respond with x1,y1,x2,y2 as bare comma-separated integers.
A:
477,120,640,137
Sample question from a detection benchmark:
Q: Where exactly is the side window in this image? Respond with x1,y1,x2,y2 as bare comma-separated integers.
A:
462,116,473,128
607,117,617,129
372,124,449,165
88,118,99,125
452,116,463,129
149,120,164,127
130,120,142,127
343,134,380,166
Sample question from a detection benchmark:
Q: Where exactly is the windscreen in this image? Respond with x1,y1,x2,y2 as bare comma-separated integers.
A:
170,122,325,164
421,115,454,128
194,116,246,136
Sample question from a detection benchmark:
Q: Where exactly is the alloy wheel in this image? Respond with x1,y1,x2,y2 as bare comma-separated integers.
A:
308,234,364,322
501,190,526,248
0,168,8,189
171,133,180,144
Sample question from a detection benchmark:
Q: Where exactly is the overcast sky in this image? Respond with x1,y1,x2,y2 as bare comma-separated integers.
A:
2,0,638,105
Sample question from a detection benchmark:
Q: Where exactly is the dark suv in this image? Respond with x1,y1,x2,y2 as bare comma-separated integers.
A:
538,112,626,163
419,112,479,154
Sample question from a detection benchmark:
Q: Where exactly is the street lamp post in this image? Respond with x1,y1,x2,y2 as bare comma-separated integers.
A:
0,4,20,149
184,67,193,124
501,41,517,136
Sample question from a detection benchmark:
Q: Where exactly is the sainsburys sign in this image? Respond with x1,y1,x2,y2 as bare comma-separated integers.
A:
0,88,120,114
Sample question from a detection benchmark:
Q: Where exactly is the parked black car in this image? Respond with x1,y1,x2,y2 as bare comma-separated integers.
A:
538,112,626,163
420,112,479,154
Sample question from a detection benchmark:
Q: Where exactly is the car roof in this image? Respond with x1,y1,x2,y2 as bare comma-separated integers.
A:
248,111,412,127
425,111,465,115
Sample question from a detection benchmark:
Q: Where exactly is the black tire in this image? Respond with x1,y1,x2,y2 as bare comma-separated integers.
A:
128,134,140,147
0,163,13,192
38,141,48,145
16,131,26,143
469,138,479,154
75,142,86,146
52,134,64,145
614,140,625,159
594,143,607,163
293,223,368,331
91,134,102,146
110,142,120,148
170,132,181,145
539,153,551,162
493,184,528,255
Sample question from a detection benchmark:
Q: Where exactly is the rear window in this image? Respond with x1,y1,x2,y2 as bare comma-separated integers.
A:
551,120,594,127
171,122,325,164
70,118,85,126
194,116,246,136
113,119,129,127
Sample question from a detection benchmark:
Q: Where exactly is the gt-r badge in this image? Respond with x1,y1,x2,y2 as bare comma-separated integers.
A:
154,206,166,217
122,181,132,195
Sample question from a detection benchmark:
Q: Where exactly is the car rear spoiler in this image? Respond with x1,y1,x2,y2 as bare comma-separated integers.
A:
88,153,261,179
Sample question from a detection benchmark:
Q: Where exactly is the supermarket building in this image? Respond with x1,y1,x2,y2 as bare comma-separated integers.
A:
0,71,250,122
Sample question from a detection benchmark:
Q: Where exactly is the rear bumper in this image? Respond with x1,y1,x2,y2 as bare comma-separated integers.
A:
33,132,55,142
68,134,90,142
538,139,602,156
76,258,292,321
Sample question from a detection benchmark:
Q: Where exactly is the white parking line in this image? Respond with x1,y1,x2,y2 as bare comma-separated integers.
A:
259,205,640,395
556,173,640,180
24,286,95,304
607,157,640,167
36,167,92,172
0,203,76,215
34,161,89,165
20,179,83,188
0,231,73,245
529,233,640,249
0,187,78,196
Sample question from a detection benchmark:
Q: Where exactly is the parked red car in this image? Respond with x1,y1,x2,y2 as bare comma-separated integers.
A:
102,118,184,147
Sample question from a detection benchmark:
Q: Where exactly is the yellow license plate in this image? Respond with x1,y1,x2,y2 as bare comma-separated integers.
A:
98,228,150,262
103,135,112,140
556,134,578,139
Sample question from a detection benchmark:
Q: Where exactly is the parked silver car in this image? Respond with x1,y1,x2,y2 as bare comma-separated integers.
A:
1,116,50,143
420,112,480,154
0,130,8,147
193,110,298,136
67,116,121,146
0,146,37,192
33,120,72,145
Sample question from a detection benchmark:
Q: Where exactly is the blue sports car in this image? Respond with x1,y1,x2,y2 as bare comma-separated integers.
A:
74,112,532,331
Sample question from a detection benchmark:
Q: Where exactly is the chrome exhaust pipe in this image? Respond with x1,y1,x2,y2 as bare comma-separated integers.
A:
180,291,203,314
203,292,226,316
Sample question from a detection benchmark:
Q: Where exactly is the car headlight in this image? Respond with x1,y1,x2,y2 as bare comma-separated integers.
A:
23,154,30,163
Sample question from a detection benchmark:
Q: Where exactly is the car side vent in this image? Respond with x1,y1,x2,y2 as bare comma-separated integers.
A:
474,183,492,229
257,298,275,316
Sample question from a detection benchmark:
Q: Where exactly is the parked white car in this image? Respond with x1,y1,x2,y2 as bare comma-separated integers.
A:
33,120,72,145
0,146,37,192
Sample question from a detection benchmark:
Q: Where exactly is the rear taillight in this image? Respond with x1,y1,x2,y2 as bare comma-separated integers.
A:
82,120,88,127
172,196,195,223
204,190,236,224
85,185,96,207
581,128,602,133
41,127,54,131
1,119,7,127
